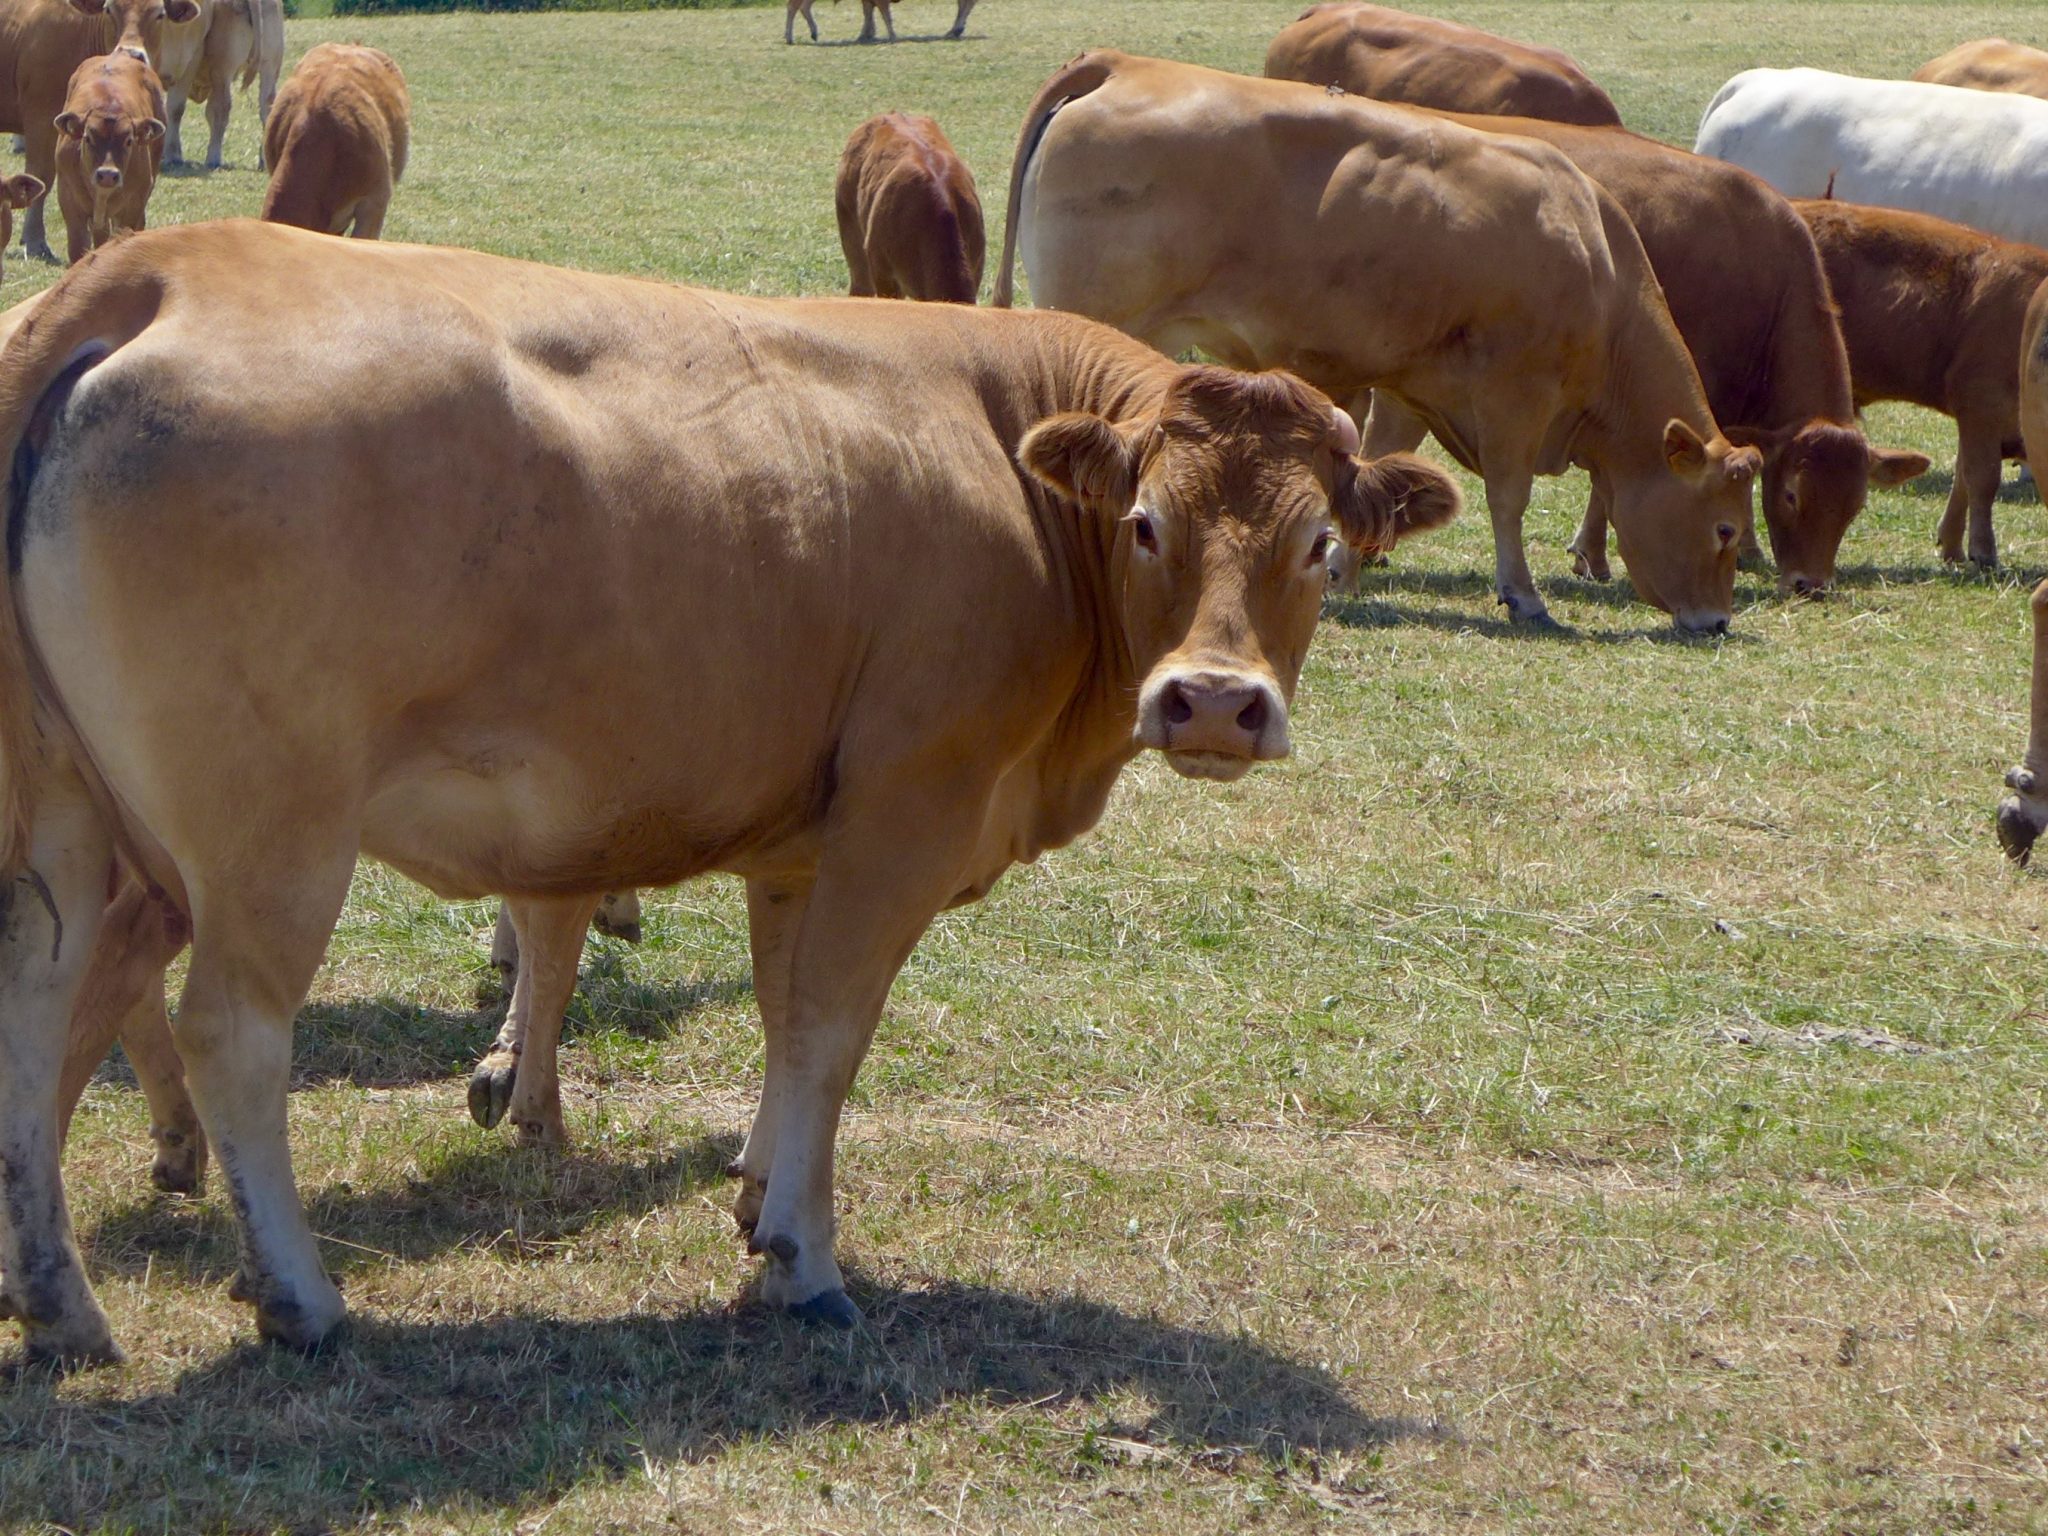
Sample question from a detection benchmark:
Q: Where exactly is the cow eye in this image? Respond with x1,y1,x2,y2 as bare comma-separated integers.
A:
1130,513,1158,553
1307,531,1334,568
1782,488,1797,510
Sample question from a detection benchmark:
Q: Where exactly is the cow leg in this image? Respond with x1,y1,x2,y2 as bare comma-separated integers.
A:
204,75,233,170
1482,467,1553,625
350,195,388,240
121,977,207,1194
1936,423,2004,566
19,120,58,263
0,761,117,1364
728,872,813,1239
786,0,816,43
1998,578,2048,863
948,0,976,37
488,900,519,988
171,860,354,1351
857,0,877,41
593,889,642,944
879,2,896,40
468,893,597,1147
1568,477,1613,582
163,83,191,169
1327,392,1434,593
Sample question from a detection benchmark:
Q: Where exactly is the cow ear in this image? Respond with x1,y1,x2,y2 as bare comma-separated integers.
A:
1332,450,1461,557
1868,444,1931,488
139,118,166,143
3,175,43,210
164,0,200,19
54,112,82,140
1018,412,1148,514
1663,418,1710,476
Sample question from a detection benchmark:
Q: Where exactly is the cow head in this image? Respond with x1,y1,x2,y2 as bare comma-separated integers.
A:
0,174,43,279
1727,421,1928,596
65,0,200,67
1021,366,1459,780
1608,419,1759,634
57,103,162,193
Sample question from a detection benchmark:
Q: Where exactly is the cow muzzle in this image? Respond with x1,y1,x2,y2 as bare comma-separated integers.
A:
1137,669,1291,781
92,167,122,190
1674,608,1732,637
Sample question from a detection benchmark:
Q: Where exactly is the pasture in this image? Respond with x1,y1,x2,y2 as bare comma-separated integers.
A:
4,0,2048,1530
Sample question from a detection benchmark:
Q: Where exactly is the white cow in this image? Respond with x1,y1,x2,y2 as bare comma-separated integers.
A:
1695,67,2048,248
158,0,284,170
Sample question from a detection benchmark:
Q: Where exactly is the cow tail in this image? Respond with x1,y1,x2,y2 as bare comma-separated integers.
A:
0,270,161,875
993,51,1116,308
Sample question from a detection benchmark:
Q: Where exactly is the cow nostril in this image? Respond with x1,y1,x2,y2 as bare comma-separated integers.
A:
1710,617,1730,636
1236,694,1267,734
1164,684,1192,726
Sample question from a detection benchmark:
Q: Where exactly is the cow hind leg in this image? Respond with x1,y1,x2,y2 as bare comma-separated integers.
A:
1568,478,1614,583
468,893,596,1147
204,78,233,170
728,873,812,1239
20,121,58,263
0,762,117,1364
124,978,206,1194
1999,578,2048,863
163,85,191,168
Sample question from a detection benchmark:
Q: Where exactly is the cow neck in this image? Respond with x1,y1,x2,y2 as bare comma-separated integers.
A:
1759,254,1858,429
1580,279,1717,489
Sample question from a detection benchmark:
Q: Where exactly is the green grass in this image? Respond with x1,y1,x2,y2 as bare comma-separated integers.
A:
5,2,2048,1533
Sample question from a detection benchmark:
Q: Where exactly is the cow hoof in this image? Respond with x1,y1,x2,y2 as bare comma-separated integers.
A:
1567,545,1611,582
205,155,222,171
468,1049,518,1129
19,1319,124,1369
149,1129,205,1195
25,242,55,265
729,1172,766,1235
232,1270,346,1353
1997,796,2044,864
788,1288,862,1329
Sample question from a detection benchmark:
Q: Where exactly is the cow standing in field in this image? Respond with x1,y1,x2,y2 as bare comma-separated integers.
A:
1915,38,2048,100
1794,199,2048,568
0,0,196,262
0,170,42,277
998,52,1758,632
786,0,975,44
1697,69,2048,248
1264,2,1620,125
0,219,1457,1363
1995,278,2048,862
261,42,407,238
835,113,982,303
53,51,162,261
157,0,283,170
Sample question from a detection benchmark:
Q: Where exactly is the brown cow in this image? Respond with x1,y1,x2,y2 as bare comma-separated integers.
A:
0,0,196,262
835,112,983,303
1995,279,2048,862
53,51,163,262
1264,2,1620,126
998,52,1758,631
1915,38,2048,100
0,171,41,277
786,0,975,44
1391,114,1928,595
1795,199,2048,567
261,42,407,238
0,219,1457,1362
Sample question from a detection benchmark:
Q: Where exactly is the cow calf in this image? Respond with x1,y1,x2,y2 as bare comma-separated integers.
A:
54,52,163,263
836,112,983,303
261,42,408,238
0,171,43,281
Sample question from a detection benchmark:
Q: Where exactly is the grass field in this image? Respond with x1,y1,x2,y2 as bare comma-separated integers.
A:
3,2,2048,1532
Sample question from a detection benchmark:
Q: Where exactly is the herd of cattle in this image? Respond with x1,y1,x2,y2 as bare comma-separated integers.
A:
3,1,2048,1367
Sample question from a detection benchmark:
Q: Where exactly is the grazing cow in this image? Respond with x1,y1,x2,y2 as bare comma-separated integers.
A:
0,219,1457,1362
1794,199,2048,568
1696,68,2048,248
1399,114,1926,595
1995,278,2048,863
0,0,197,262
997,52,1757,632
835,112,983,303
53,51,163,262
1915,38,2048,101
261,42,407,238
1264,2,1620,126
786,0,976,44
158,0,282,170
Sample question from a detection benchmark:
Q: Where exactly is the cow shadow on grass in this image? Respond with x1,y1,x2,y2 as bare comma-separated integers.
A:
2,1269,1437,1532
802,32,984,47
1326,566,1760,645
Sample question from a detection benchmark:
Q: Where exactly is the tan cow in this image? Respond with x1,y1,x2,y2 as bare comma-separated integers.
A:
0,0,196,262
1795,199,2048,568
158,0,282,170
53,51,163,262
0,219,1457,1362
0,170,42,277
1915,38,2048,100
786,0,975,44
1391,114,1928,595
1264,2,1620,126
835,112,983,303
261,42,407,238
997,52,1757,631
1995,279,2048,863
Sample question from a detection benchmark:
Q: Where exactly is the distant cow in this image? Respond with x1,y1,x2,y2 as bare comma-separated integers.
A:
53,51,162,262
1995,278,2048,862
261,42,407,238
1915,38,2048,100
999,52,1757,632
0,171,42,277
0,0,197,262
1795,199,2048,568
1697,68,2048,247
1264,2,1620,125
157,0,283,170
786,0,975,44
835,112,983,303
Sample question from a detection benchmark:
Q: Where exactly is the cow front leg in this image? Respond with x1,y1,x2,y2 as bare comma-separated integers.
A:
1481,467,1554,625
785,0,815,42
1999,578,2048,863
1958,423,2005,568
0,763,116,1364
947,0,976,37
857,0,878,40
728,872,814,1239
467,893,596,1148
20,120,58,262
